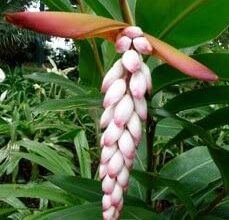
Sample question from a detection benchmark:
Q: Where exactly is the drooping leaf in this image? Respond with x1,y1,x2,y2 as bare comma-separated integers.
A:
131,170,197,217
0,183,77,205
5,12,127,41
163,86,229,113
167,107,229,146
136,0,229,48
33,94,102,115
26,72,86,95
153,53,229,94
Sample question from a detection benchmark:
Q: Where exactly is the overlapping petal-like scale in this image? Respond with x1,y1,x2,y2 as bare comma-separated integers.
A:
101,59,123,93
103,79,126,108
133,37,153,55
115,36,132,53
129,71,147,99
122,50,141,73
114,94,134,127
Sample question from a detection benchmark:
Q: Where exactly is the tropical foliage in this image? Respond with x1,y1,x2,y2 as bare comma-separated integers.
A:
0,0,229,220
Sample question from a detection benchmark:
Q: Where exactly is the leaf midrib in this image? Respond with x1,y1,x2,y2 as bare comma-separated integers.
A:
159,0,207,39
155,158,215,199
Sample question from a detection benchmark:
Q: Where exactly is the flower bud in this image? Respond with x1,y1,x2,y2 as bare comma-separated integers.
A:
123,156,134,169
122,50,141,73
141,63,152,94
118,130,135,159
134,97,147,121
117,166,129,188
111,183,123,205
115,36,132,53
0,68,6,83
114,94,134,127
100,106,114,129
122,26,143,39
103,79,126,108
101,144,118,164
133,37,153,55
102,175,116,194
129,71,147,99
127,112,142,142
103,120,123,146
99,163,107,180
101,59,123,93
102,194,112,211
103,206,115,220
108,150,124,178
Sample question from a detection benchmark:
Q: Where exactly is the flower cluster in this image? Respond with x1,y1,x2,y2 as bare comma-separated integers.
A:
99,26,152,220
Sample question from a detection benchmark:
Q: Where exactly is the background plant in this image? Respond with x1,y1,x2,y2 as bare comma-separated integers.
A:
0,0,229,220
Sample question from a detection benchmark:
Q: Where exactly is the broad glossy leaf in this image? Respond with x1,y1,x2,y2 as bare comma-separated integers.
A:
0,183,77,205
168,107,229,145
33,95,102,115
42,0,74,12
154,147,221,199
26,72,86,95
153,53,229,94
131,170,197,217
5,12,127,41
136,0,229,48
145,34,218,82
164,86,229,113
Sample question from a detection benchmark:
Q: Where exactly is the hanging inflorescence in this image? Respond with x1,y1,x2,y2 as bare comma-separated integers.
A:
99,26,153,220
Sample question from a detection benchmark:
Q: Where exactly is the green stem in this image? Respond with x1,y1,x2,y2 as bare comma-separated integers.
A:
77,0,104,78
119,0,135,25
146,110,156,205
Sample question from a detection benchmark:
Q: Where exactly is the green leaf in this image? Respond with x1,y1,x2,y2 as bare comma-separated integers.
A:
26,72,86,95
0,183,77,205
74,131,91,178
168,107,229,145
208,146,229,188
84,0,113,18
122,206,164,220
131,170,197,218
136,0,229,48
33,95,102,115
47,175,147,207
17,140,75,175
153,146,221,199
41,0,74,12
29,202,164,220
153,53,229,94
47,175,102,202
163,86,229,113
96,0,122,21
79,40,101,88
